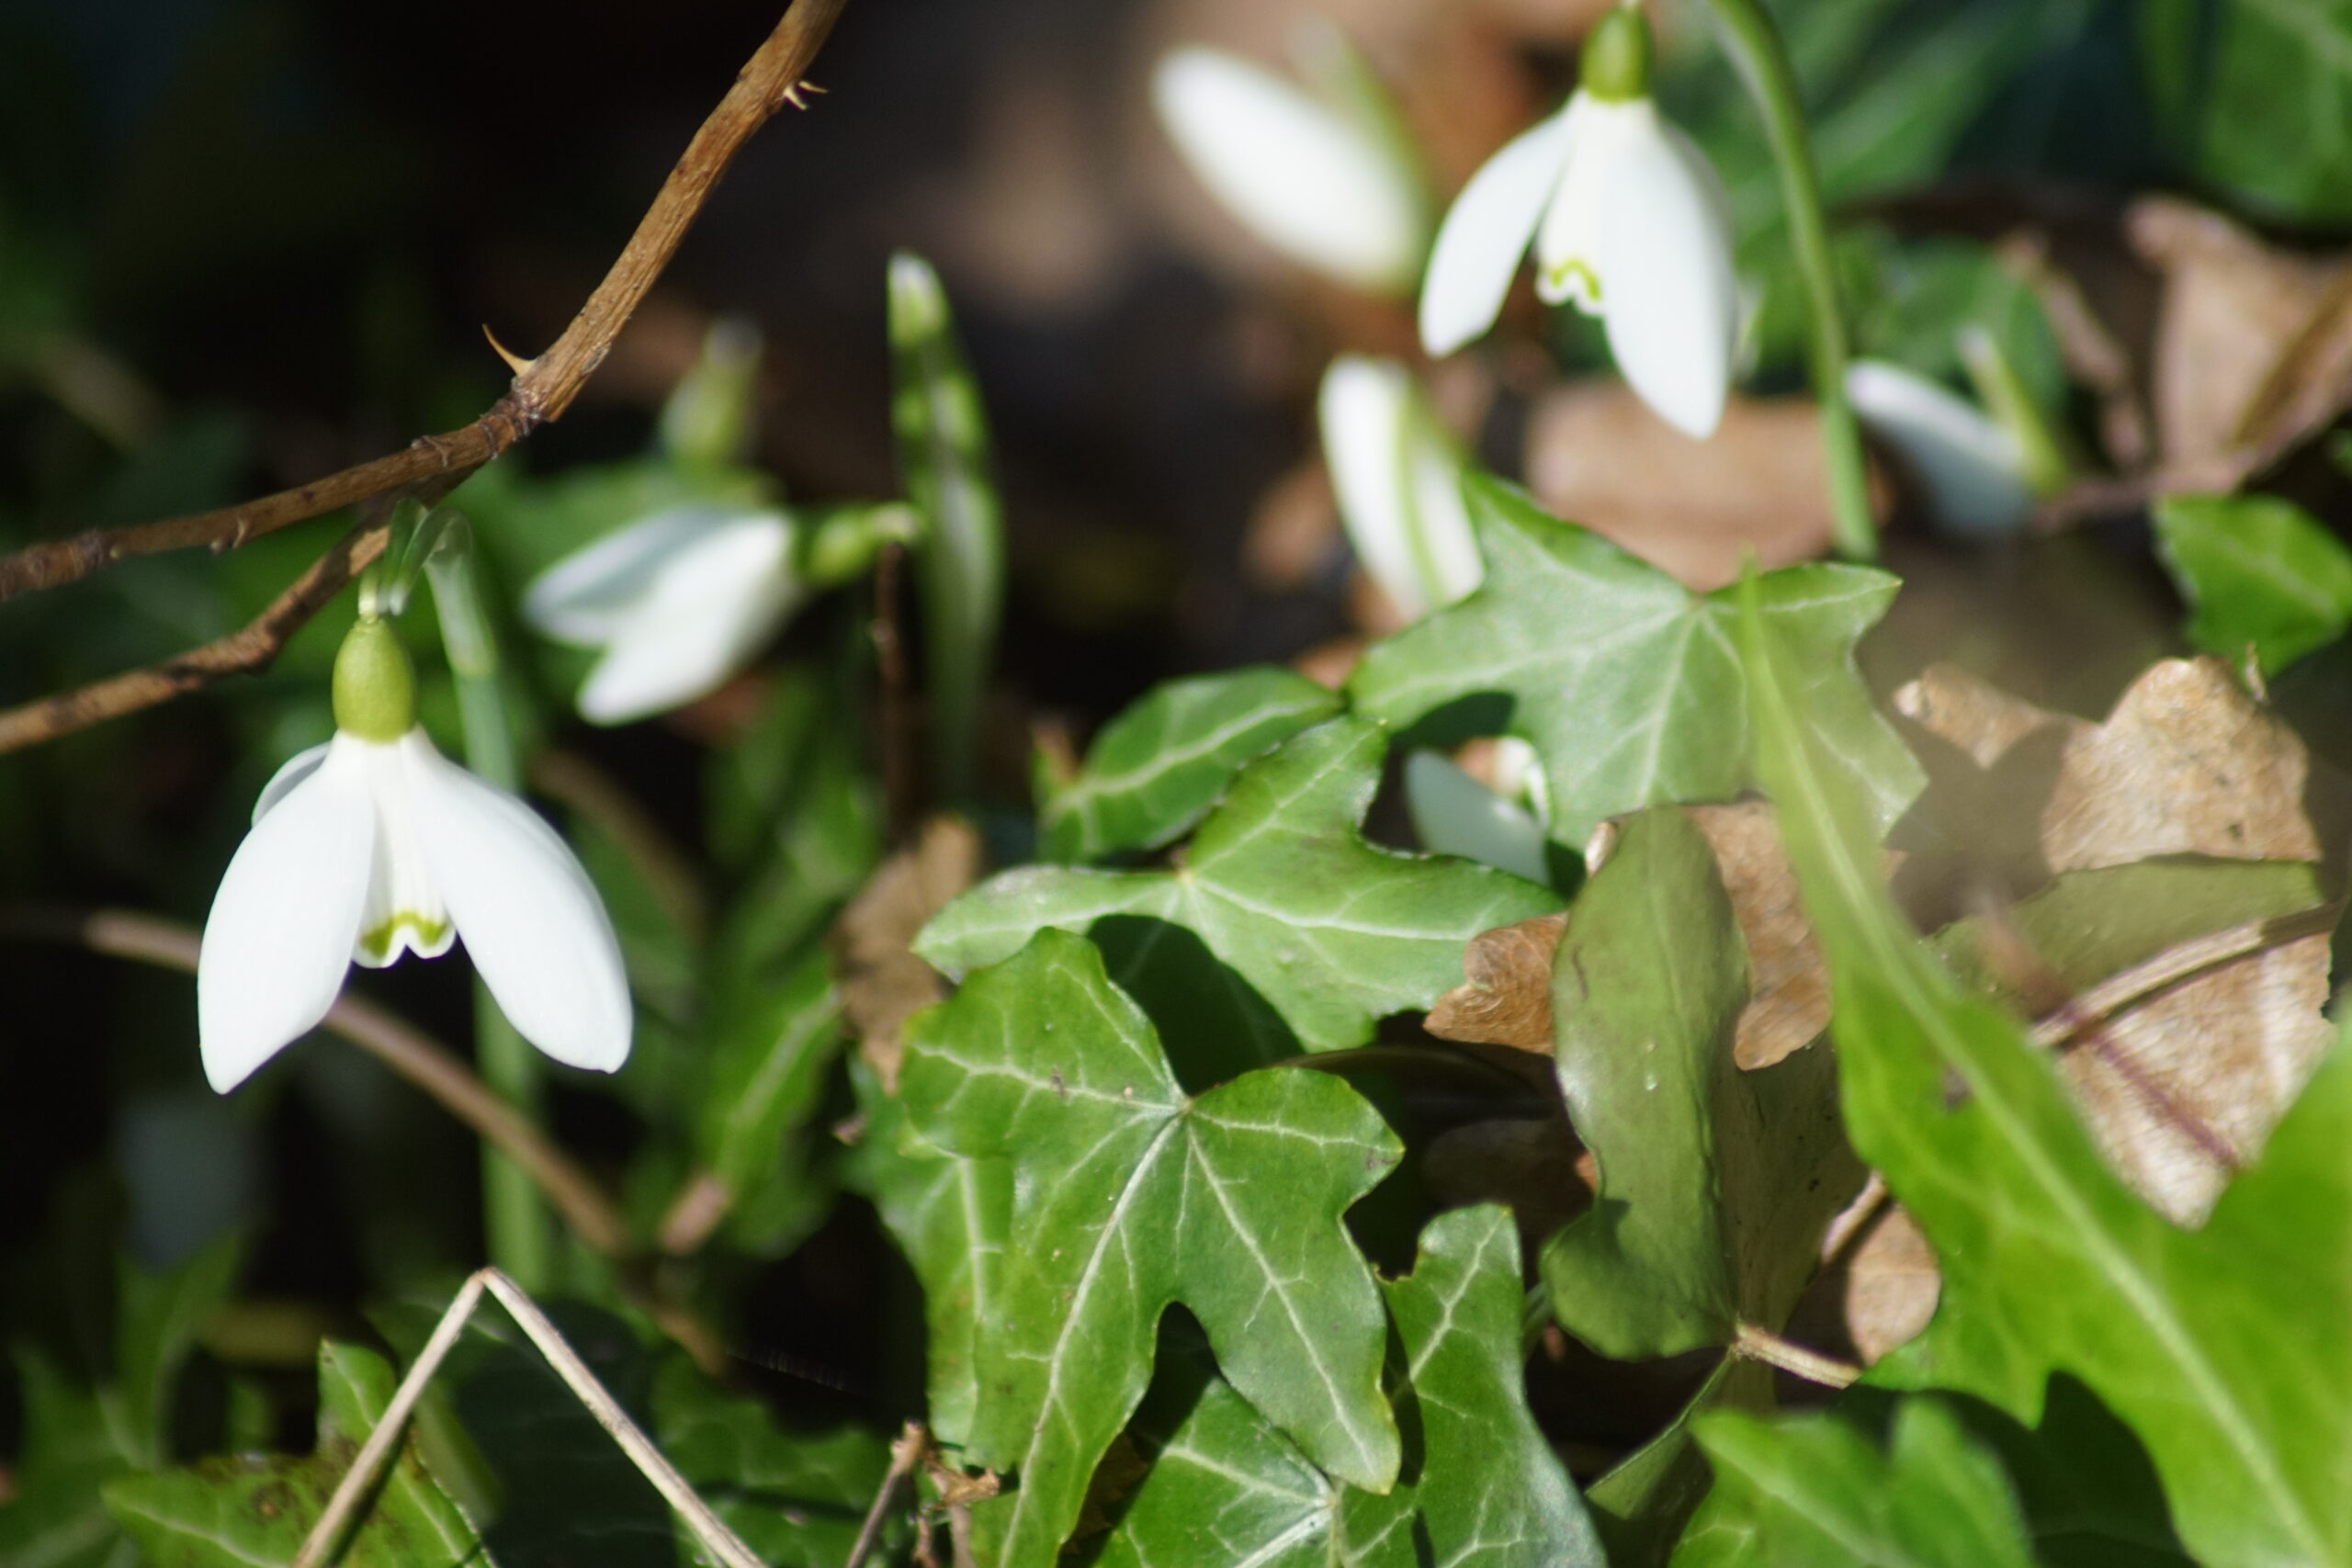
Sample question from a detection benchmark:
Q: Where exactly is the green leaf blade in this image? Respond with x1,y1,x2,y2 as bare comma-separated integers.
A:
2154,493,2352,676
921,717,1561,1053
1038,666,1343,862
900,931,1401,1566
1349,477,1919,842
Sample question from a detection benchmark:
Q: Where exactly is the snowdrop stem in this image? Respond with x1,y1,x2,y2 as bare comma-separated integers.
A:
424,527,555,1291
1697,0,1875,560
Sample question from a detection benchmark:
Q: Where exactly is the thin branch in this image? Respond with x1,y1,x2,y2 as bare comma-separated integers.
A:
294,1269,767,1568
2028,901,2345,1054
1731,1321,1862,1390
17,908,632,1256
845,1422,929,1568
0,0,852,748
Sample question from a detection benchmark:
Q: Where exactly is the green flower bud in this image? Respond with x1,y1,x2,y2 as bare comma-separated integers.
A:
333,615,418,741
1579,6,1654,104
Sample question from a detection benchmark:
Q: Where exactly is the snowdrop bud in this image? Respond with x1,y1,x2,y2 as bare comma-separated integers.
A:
1844,359,2034,538
1318,356,1481,621
331,616,417,741
1154,46,1429,297
1578,6,1653,102
1405,750,1552,885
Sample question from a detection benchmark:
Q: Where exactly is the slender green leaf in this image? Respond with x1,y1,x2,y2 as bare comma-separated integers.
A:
920,716,1560,1053
695,950,842,1204
1674,1398,2036,1568
103,1343,481,1568
2154,493,2352,676
1349,477,1921,843
1541,809,1861,1359
1743,576,2352,1568
900,930,1402,1566
2171,0,2352,221
1036,666,1341,863
888,250,1003,797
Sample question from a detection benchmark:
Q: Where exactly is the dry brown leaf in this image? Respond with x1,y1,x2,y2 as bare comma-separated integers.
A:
1522,385,1888,592
1424,913,1565,1051
1838,1205,1939,1366
1899,656,2344,1224
1895,656,2339,874
1424,803,1850,1068
1242,457,1340,593
830,816,983,1093
2131,197,2352,467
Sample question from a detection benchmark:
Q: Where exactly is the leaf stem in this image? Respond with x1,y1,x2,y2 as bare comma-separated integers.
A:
1697,0,1874,559
1731,1320,1860,1389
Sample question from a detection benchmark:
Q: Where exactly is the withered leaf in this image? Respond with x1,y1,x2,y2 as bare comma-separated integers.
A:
830,815,983,1091
1425,804,1847,1071
1521,385,1888,592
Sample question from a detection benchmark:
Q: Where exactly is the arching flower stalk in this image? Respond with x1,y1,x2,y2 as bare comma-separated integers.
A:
198,615,631,1093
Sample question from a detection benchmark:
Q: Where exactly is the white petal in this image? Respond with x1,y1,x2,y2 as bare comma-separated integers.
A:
522,504,770,646
573,514,798,724
1845,360,2034,537
403,736,632,1073
349,735,453,968
1404,750,1553,885
1532,93,1619,311
252,740,333,825
1593,108,1740,440
1154,48,1425,295
1419,107,1578,355
198,738,375,1093
1320,357,1481,621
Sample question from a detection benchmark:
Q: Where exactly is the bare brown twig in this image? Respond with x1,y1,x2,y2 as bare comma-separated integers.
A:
0,0,851,752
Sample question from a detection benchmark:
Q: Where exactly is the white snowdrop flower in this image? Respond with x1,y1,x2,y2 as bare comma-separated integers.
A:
1153,42,1428,297
1319,355,1482,621
198,616,631,1094
1845,359,2034,538
525,503,799,725
1419,6,1738,439
1405,750,1552,885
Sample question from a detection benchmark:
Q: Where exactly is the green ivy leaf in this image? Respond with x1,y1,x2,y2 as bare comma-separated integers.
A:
919,716,1560,1054
1673,1398,2037,1567
650,1357,890,1567
102,1342,481,1568
1339,1207,1604,1567
1743,574,2352,1567
1098,1209,1603,1568
843,1062,1010,1452
900,930,1402,1566
1541,808,1862,1359
1585,1358,1774,1568
889,250,1004,797
2154,494,2352,676
1349,478,1922,844
1036,666,1341,863
2160,0,2352,221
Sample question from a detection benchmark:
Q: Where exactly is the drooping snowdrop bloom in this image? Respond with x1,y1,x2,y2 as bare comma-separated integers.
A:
1419,6,1738,440
1153,34,1430,297
1844,359,2036,538
1318,355,1481,620
1406,739,1553,885
198,615,631,1094
524,503,799,725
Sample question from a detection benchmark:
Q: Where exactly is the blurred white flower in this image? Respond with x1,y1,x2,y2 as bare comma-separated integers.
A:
1419,9,1737,440
1153,40,1429,297
1844,359,2035,538
1405,744,1552,885
199,618,629,1094
1319,355,1481,620
525,503,800,725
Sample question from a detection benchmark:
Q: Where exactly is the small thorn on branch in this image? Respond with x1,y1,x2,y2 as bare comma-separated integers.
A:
781,78,826,109
481,323,538,377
